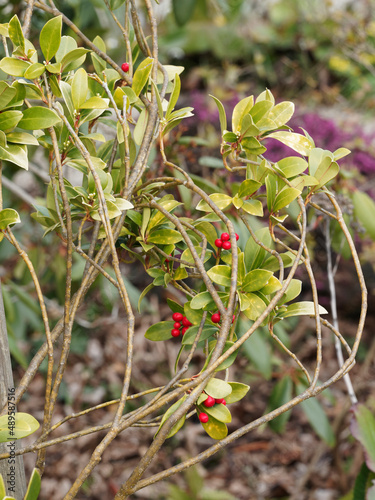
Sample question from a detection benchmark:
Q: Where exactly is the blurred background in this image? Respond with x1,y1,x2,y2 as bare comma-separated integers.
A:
1,0,375,498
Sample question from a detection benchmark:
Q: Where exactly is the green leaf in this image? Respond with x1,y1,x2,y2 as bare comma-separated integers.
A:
351,404,375,472
244,226,272,271
205,378,232,399
201,414,228,440
353,190,375,241
279,301,328,318
0,412,40,442
24,469,41,500
272,186,301,212
266,131,314,156
202,402,232,423
225,382,250,403
40,15,62,62
297,384,335,447
80,96,109,110
181,325,217,345
207,265,232,287
0,143,28,169
214,341,238,372
267,376,293,433
0,473,5,498
45,62,61,74
0,110,22,131
8,15,25,54
278,279,302,305
241,136,267,156
132,57,154,97
147,229,183,245
241,269,273,292
18,106,60,130
157,395,187,439
190,291,228,311
353,462,370,500
61,48,90,71
249,99,273,124
145,321,175,341
333,147,351,161
242,327,272,379
0,57,30,77
238,179,261,198
166,299,184,314
232,96,254,133
311,157,339,190
276,156,308,178
210,95,227,133
166,73,181,119
71,68,88,110
241,199,263,216
133,107,148,145
24,63,46,80
196,193,233,212
259,275,282,295
0,82,17,110
266,101,294,128
242,293,267,321
172,0,197,26
0,208,20,229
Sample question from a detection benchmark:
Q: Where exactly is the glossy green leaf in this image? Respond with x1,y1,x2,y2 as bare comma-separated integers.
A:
226,382,250,404
249,100,273,123
0,57,30,77
276,156,308,178
279,301,328,318
166,73,181,119
0,110,22,131
297,384,335,446
80,96,108,109
145,321,175,341
266,101,294,127
207,265,232,287
166,299,184,314
60,48,90,71
45,62,61,74
8,15,25,54
19,107,60,130
312,158,339,190
158,395,187,439
196,193,233,212
262,251,294,273
71,68,88,110
148,199,182,232
278,279,302,305
240,113,260,137
181,325,217,345
241,269,273,292
256,89,275,104
273,186,301,212
353,190,375,241
353,462,370,500
0,82,17,110
202,402,232,423
238,179,262,198
40,15,62,62
232,95,254,133
210,94,227,133
244,227,272,271
351,404,375,472
333,147,351,161
242,293,267,321
259,275,282,295
24,62,46,80
133,107,148,145
205,378,232,399
179,245,212,268
213,341,238,372
241,136,267,156
0,208,20,229
147,229,183,245
132,57,153,96
172,0,197,26
190,291,228,311
0,412,40,442
0,143,28,169
200,415,228,440
267,376,293,433
266,131,313,156
243,328,272,379
241,199,264,216
24,468,41,500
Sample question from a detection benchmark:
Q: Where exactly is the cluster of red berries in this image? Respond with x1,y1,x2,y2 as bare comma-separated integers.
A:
214,232,239,250
171,312,192,338
121,62,130,72
210,312,235,324
198,395,227,423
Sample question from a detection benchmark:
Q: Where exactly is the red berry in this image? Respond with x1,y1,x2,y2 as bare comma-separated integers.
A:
215,398,226,405
235,233,239,241
199,412,209,423
172,312,183,321
121,62,129,72
182,317,192,327
181,327,189,335
203,395,216,408
215,238,223,248
211,312,221,323
173,322,182,329
221,232,230,241
171,329,181,337
222,241,231,250
232,315,235,323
